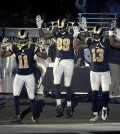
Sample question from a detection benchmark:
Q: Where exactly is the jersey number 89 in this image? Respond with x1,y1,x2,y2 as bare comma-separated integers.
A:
57,38,70,51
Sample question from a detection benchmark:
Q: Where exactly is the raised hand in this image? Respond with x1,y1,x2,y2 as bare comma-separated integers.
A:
1,37,11,49
36,15,43,28
73,26,80,37
80,17,87,32
109,20,116,31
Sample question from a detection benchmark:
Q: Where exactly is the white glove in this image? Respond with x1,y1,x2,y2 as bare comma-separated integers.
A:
36,15,43,28
80,17,87,32
1,37,10,49
109,20,116,31
73,26,80,37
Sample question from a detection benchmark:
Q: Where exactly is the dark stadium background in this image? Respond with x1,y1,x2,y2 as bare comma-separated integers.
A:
0,0,117,27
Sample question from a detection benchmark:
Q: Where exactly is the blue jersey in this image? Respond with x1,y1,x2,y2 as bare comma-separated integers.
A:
52,31,74,59
86,37,110,72
9,43,40,75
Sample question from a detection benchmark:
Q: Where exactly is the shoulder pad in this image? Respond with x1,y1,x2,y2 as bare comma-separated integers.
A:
85,37,92,42
67,27,73,34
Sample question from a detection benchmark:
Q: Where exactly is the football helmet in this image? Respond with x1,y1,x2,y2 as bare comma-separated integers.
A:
57,18,68,34
92,26,104,42
17,30,29,44
17,30,29,50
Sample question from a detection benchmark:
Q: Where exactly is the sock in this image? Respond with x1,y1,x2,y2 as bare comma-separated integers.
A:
56,99,61,106
92,91,99,112
30,98,36,117
93,112,98,116
54,84,61,99
102,106,107,110
14,96,20,115
102,91,109,107
66,86,72,102
67,101,71,107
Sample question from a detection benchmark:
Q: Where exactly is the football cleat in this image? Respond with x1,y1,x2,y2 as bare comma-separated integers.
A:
31,116,38,123
90,114,98,122
11,115,21,123
56,105,63,117
66,106,73,118
101,107,108,120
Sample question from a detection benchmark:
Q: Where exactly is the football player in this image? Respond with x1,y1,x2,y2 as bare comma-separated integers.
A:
36,15,81,118
1,30,47,123
108,20,120,99
73,17,120,122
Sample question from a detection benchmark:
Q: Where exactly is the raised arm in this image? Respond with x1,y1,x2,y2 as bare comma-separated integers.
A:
78,32,89,42
73,36,88,50
109,20,120,48
36,15,54,40
1,48,13,58
35,44,47,60
74,16,89,42
109,30,120,48
73,17,89,50
0,38,13,58
36,51,47,60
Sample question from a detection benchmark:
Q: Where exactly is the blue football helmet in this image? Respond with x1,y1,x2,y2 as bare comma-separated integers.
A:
92,26,104,42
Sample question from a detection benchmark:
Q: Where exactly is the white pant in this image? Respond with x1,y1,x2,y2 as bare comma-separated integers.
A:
13,74,35,99
53,57,74,87
90,71,111,92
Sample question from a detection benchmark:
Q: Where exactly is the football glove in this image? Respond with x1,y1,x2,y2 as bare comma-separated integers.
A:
109,20,116,31
36,15,43,28
73,26,80,37
1,37,11,50
80,17,88,32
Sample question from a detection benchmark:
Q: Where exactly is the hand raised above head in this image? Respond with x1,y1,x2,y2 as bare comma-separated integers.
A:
36,15,43,28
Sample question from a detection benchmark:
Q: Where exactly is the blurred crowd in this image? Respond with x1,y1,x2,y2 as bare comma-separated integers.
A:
0,0,120,28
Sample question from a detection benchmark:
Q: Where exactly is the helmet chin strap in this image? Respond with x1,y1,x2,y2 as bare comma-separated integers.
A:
21,42,28,47
60,32,66,35
59,27,68,35
58,29,66,35
94,38,100,42
17,42,28,50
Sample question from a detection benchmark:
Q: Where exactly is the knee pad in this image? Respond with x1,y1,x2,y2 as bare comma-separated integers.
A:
64,82,71,87
54,80,60,85
64,76,72,87
54,76,61,85
28,94,35,100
